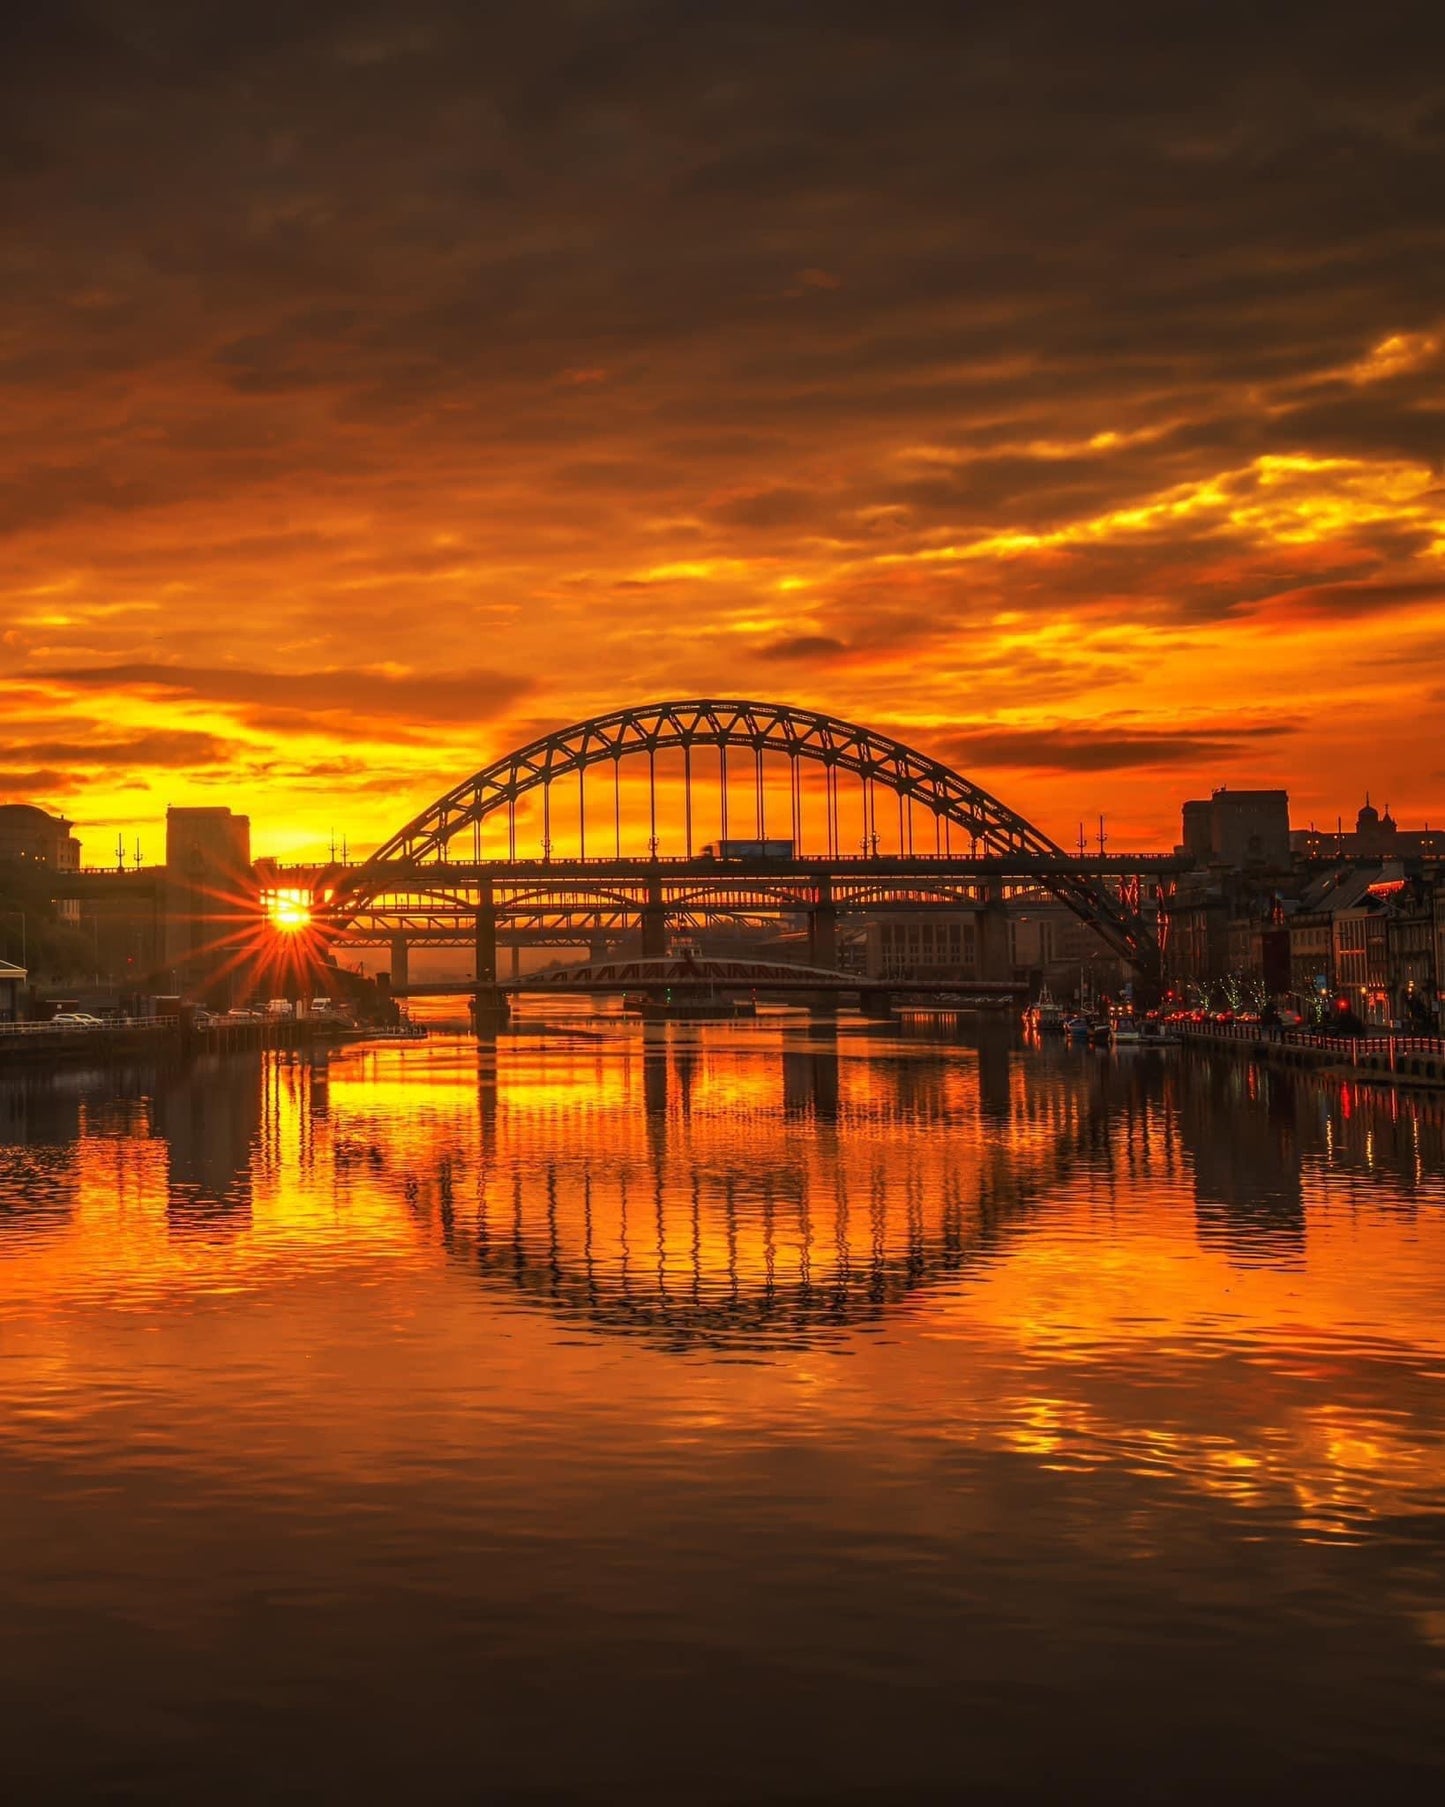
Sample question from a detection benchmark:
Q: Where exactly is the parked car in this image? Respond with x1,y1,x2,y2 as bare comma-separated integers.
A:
49,1012,103,1028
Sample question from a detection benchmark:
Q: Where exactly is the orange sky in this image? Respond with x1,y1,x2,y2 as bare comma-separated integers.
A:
2,6,1442,861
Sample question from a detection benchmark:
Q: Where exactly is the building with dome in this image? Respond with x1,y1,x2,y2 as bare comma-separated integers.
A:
1291,797,1445,862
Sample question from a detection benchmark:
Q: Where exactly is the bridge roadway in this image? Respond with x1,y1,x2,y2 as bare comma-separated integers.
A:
55,850,1186,903
391,954,1027,1000
280,852,1189,950
48,851,1188,984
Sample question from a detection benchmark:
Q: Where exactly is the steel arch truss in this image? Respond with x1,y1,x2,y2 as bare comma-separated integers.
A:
333,699,1158,971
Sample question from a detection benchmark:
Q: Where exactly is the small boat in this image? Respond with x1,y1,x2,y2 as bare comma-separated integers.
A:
1064,1015,1091,1042
638,995,751,1021
1023,983,1066,1034
1112,1013,1179,1049
346,1020,428,1041
1088,1017,1112,1047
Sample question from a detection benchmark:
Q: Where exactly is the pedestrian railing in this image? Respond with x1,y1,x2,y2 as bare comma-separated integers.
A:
1179,1021,1445,1062
0,1015,180,1037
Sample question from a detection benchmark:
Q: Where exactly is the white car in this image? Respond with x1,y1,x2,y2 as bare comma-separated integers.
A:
49,1012,103,1028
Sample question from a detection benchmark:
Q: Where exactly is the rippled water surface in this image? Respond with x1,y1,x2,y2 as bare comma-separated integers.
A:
2,1013,1443,1802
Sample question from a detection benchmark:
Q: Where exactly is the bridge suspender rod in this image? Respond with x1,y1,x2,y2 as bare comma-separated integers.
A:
648,748,657,856
543,777,551,861
897,787,905,857
754,743,765,841
578,764,585,861
613,755,621,860
683,742,692,858
720,744,729,845
789,753,800,854
508,796,516,862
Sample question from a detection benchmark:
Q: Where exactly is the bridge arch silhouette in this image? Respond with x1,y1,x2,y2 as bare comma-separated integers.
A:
328,699,1159,973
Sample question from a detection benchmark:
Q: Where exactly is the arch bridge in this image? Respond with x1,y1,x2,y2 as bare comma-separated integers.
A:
290,700,1179,994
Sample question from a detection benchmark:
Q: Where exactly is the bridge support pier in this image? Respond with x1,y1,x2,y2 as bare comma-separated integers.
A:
471,986,511,1028
473,881,497,986
641,872,668,961
977,881,1011,985
808,872,838,971
471,881,509,1028
388,930,409,993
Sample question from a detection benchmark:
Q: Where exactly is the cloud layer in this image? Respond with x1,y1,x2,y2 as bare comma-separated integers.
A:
1,2,1442,852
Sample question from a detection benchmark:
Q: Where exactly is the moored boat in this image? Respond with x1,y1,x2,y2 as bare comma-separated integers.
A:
1023,983,1066,1034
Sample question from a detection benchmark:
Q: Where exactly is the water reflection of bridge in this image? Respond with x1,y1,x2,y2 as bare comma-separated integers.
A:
424,1025,1102,1349
4,1034,1445,1328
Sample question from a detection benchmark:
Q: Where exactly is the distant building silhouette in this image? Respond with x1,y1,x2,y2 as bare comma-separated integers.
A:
163,807,253,1007
1179,788,1291,870
1291,797,1445,862
0,803,81,871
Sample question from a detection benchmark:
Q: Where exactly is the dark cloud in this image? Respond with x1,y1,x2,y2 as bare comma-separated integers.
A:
756,635,849,662
36,663,531,725
939,722,1296,775
0,731,233,768
708,487,824,530
0,769,72,796
1252,576,1445,621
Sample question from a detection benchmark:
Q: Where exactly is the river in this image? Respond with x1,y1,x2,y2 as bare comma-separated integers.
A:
1,1012,1442,1801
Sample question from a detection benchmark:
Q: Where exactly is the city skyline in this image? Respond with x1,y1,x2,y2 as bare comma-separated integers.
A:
6,765,1443,872
2,6,1442,856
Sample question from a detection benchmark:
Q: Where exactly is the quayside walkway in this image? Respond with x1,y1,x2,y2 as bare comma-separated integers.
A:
1181,1020,1445,1089
0,1014,330,1069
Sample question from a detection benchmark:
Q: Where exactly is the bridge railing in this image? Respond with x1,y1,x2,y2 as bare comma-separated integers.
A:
264,851,1186,876
74,864,167,876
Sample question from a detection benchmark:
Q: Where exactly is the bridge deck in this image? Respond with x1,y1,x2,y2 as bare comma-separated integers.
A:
396,955,1025,997
274,852,1187,883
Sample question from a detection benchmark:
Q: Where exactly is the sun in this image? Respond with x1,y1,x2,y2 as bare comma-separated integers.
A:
263,887,313,933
